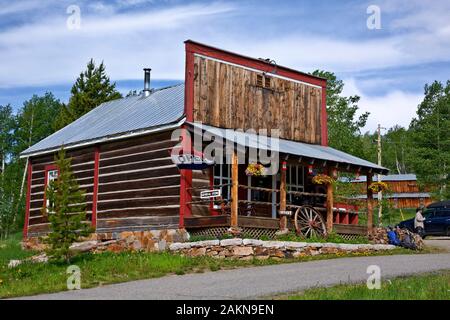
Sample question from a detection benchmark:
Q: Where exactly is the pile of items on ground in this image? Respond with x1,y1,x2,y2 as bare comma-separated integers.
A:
369,227,423,250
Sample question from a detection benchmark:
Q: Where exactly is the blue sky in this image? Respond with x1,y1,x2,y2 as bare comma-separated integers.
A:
1,0,449,132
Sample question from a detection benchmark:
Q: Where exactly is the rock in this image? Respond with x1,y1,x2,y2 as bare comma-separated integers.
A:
158,240,167,251
29,253,48,263
220,238,242,246
69,240,99,253
337,243,358,251
306,242,324,248
243,239,263,246
169,242,192,251
373,244,396,250
262,241,286,249
192,240,220,247
190,247,206,256
8,260,22,268
119,231,135,240
232,246,254,256
254,246,269,256
284,241,307,249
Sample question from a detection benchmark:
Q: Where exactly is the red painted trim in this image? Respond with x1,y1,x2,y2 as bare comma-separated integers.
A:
185,40,327,88
321,85,328,146
23,159,32,239
184,43,195,122
178,125,193,228
91,147,100,229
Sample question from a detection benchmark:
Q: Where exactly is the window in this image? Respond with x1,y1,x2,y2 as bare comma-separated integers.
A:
277,165,304,203
264,76,271,88
213,163,231,200
256,74,263,87
44,166,59,213
256,74,272,89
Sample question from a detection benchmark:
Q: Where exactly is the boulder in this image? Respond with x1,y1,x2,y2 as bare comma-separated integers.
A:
220,238,243,246
232,246,254,256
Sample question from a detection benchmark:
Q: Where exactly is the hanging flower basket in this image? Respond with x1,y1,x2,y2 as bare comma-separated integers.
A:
368,181,389,193
245,163,266,176
312,174,334,185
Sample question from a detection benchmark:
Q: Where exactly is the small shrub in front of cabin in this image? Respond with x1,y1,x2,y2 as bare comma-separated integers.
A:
42,147,93,263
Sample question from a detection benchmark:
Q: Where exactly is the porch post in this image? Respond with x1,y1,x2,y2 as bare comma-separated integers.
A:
367,173,374,235
279,162,288,233
326,182,334,234
229,149,240,234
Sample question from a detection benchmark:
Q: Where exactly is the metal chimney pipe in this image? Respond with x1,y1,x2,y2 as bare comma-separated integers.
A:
143,68,151,96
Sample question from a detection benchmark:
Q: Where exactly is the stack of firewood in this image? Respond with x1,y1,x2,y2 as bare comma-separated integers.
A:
369,227,424,250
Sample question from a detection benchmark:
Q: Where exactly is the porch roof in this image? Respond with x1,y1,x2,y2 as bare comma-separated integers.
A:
188,122,389,175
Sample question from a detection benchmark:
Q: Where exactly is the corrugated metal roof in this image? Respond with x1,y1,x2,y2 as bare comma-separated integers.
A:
21,83,185,157
353,192,431,199
351,174,417,182
189,122,389,174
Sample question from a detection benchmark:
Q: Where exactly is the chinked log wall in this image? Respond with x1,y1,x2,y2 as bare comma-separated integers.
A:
192,55,323,144
28,147,96,237
27,131,183,237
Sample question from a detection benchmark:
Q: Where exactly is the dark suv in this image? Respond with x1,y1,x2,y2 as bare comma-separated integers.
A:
398,201,450,238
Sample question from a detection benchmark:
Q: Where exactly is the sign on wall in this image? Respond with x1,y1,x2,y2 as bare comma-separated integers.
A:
200,189,221,199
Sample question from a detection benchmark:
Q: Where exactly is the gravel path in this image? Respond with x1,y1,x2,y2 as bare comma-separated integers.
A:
17,252,450,300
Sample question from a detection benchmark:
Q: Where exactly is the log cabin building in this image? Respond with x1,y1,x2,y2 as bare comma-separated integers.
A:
21,40,388,240
350,174,432,209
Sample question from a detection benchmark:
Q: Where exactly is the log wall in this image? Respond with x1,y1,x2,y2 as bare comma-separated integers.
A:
27,147,96,237
26,130,182,237
192,56,323,144
96,131,181,232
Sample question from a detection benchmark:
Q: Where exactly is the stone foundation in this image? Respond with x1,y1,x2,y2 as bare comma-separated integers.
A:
22,229,190,252
168,239,397,260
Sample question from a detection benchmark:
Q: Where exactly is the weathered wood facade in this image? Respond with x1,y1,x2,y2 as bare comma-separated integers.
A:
192,56,323,143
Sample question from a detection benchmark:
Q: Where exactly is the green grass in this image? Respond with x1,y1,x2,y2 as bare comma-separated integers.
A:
0,233,35,266
0,232,439,299
277,271,450,300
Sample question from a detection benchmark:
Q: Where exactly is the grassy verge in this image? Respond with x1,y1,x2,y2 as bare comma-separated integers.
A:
0,233,440,299
0,233,35,266
276,271,450,300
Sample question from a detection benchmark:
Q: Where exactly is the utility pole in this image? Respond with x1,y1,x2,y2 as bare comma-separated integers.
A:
377,124,383,226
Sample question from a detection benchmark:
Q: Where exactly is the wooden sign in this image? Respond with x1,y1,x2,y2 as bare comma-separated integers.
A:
171,153,214,170
200,189,221,199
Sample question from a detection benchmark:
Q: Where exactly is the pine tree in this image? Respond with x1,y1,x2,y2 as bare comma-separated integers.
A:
55,59,122,130
43,147,92,263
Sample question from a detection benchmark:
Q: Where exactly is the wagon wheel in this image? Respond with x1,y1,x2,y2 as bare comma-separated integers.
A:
294,206,326,238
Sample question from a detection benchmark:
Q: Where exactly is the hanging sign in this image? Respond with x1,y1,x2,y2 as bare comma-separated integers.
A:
200,189,222,199
171,146,215,170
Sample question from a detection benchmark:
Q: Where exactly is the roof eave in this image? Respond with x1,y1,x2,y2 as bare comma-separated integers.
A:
20,117,186,159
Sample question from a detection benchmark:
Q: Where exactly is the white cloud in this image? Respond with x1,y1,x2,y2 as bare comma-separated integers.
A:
342,78,422,132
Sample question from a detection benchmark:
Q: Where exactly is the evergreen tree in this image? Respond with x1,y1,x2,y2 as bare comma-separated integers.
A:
311,70,370,158
43,147,92,263
55,59,122,130
409,81,450,200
